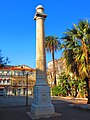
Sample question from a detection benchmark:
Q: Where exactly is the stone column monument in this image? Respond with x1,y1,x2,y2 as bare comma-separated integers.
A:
31,5,55,118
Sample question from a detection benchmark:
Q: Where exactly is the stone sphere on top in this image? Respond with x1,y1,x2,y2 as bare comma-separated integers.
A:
36,5,44,10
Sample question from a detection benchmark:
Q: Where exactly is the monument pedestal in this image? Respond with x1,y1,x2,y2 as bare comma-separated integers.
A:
31,85,55,117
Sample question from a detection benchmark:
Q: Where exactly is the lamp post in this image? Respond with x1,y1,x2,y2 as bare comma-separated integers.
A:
26,73,28,106
22,68,29,107
10,70,13,96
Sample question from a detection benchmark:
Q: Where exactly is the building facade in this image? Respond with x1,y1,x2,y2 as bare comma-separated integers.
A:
0,65,36,96
47,58,66,86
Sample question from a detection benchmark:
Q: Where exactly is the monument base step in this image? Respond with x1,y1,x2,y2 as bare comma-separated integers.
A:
31,103,55,116
26,112,61,119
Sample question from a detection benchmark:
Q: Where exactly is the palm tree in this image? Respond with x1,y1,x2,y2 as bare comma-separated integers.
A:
61,32,80,97
45,36,60,85
71,20,90,103
61,20,90,103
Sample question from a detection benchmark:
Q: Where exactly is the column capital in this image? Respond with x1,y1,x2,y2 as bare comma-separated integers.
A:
34,12,47,20
34,5,47,20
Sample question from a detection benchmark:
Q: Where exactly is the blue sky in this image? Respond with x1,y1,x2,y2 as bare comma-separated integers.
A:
0,0,90,68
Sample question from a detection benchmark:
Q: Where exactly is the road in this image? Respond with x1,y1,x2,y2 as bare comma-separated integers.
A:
0,96,33,106
0,96,90,120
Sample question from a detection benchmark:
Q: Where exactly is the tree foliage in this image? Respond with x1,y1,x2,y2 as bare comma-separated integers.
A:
52,72,87,97
61,20,90,79
0,50,10,67
61,19,90,102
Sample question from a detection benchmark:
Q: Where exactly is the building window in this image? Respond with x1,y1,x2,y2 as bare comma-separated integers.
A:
14,71,18,76
1,70,4,75
7,71,10,75
4,71,7,75
3,80,6,83
30,72,34,76
7,80,10,83
17,71,22,76
0,71,2,75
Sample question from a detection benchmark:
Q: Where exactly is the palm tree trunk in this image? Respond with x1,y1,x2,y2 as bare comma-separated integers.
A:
74,85,78,98
88,78,90,104
85,76,90,104
52,50,56,85
82,40,88,64
82,40,90,103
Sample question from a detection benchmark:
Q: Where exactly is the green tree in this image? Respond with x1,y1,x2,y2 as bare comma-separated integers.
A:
61,20,90,103
0,50,10,67
45,36,60,85
58,72,70,96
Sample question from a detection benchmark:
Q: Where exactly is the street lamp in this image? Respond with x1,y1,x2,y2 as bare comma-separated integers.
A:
22,67,29,106
26,73,28,106
10,70,13,95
